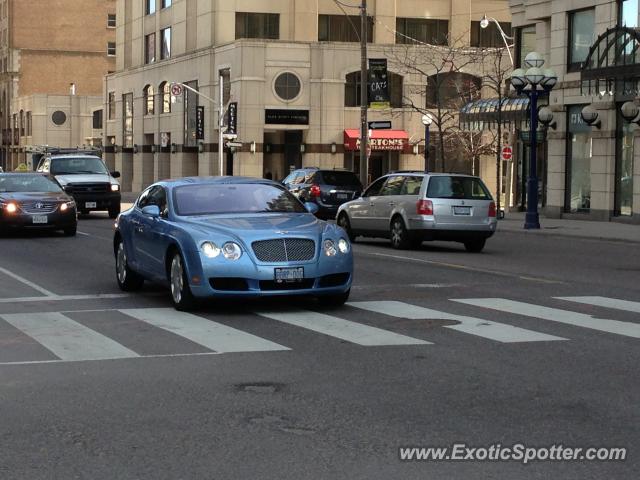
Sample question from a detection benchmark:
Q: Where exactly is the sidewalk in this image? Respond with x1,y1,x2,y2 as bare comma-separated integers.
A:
498,211,640,243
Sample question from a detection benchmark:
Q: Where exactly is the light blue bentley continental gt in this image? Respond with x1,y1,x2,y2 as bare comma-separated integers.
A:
114,177,353,310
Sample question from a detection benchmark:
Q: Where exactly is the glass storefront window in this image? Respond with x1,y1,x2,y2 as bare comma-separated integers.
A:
616,108,634,216
566,106,592,213
619,0,639,27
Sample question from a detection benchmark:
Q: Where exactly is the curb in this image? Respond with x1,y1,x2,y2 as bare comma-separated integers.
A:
497,225,640,245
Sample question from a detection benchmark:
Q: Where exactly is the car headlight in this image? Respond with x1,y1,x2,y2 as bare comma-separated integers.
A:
201,241,221,258
338,238,350,254
2,202,18,214
111,184,120,192
59,201,75,212
324,239,337,257
222,242,242,260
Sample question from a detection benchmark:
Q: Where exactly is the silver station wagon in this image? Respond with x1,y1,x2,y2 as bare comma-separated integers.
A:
336,172,497,252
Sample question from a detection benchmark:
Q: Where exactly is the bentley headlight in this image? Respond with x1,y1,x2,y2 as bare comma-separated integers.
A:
324,239,337,257
201,241,221,258
222,242,242,260
338,238,350,254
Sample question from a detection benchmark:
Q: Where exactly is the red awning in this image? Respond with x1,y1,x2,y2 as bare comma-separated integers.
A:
343,129,410,152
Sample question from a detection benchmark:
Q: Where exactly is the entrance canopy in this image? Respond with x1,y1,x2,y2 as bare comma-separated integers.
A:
343,129,410,153
581,26,640,98
459,97,530,131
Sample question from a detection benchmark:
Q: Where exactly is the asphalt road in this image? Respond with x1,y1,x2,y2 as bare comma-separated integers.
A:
0,214,638,479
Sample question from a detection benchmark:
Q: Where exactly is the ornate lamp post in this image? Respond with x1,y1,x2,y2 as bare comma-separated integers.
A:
421,113,433,172
510,52,557,229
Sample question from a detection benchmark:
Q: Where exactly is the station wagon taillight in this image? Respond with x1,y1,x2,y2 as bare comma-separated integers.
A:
416,199,433,215
310,184,321,198
488,201,497,217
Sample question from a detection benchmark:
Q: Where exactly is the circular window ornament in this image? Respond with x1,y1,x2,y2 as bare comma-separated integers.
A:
274,72,301,102
52,110,67,126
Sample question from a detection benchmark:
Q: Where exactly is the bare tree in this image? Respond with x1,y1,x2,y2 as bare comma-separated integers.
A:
388,36,479,172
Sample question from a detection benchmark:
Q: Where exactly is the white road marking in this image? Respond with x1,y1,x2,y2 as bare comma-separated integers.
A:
76,231,91,236
121,308,289,353
0,293,135,304
348,301,565,343
256,310,431,346
0,266,57,297
77,231,113,241
556,296,640,314
360,251,564,284
454,298,640,339
0,351,222,366
0,312,139,361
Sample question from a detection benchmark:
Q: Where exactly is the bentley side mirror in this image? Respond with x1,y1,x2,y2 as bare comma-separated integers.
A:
141,205,161,218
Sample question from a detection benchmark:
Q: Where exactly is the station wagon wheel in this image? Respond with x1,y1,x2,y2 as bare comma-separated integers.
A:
337,213,356,242
390,216,412,250
115,239,144,291
169,251,195,311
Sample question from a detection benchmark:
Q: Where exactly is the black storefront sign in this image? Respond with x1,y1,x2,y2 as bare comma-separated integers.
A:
368,58,390,109
226,102,238,135
265,109,309,125
196,106,205,140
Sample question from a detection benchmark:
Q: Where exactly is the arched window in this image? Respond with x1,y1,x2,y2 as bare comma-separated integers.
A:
144,84,155,115
159,81,171,113
426,72,481,109
345,71,404,107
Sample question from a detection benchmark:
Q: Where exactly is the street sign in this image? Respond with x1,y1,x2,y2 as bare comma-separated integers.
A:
196,106,205,140
226,141,243,148
368,121,392,130
170,83,183,96
501,145,513,161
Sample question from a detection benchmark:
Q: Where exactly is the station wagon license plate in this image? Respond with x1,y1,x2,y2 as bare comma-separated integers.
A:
32,215,48,224
274,267,304,282
85,202,97,208
453,206,472,216
337,193,349,200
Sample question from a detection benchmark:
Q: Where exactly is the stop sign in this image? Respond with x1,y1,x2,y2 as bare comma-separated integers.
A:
501,145,513,161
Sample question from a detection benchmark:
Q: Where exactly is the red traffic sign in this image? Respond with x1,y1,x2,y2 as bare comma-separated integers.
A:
501,145,513,161
170,83,183,96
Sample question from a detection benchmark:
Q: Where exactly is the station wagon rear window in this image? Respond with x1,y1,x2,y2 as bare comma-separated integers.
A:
319,171,362,187
426,176,492,200
174,183,307,215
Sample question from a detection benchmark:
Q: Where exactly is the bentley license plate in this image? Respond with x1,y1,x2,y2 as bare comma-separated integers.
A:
453,206,471,215
274,267,304,282
32,215,48,224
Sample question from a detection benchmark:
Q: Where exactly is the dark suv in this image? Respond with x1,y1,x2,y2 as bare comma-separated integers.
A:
282,168,362,219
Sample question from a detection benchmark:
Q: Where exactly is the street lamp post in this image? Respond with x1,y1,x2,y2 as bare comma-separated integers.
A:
480,14,514,66
510,52,557,230
421,114,432,172
359,0,369,187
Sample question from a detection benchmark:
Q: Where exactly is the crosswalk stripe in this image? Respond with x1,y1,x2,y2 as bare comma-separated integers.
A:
120,308,289,353
0,312,139,361
556,296,640,314
256,310,431,346
454,299,640,339
348,301,565,343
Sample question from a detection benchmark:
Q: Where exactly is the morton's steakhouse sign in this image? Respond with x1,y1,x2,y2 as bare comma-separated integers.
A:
343,129,409,152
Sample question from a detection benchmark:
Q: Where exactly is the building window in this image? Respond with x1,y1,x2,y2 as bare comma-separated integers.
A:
470,21,512,48
107,42,116,56
615,106,634,216
51,110,67,126
515,25,536,68
161,27,171,59
568,9,595,71
426,72,481,109
19,110,24,136
93,110,103,130
108,91,116,120
160,81,171,113
183,81,198,147
235,12,279,40
107,14,116,28
123,92,134,148
395,18,448,45
144,85,155,115
145,33,156,64
566,105,592,213
345,71,403,108
274,72,301,101
162,0,172,9
146,0,156,15
319,14,374,42
619,0,639,27
26,112,32,136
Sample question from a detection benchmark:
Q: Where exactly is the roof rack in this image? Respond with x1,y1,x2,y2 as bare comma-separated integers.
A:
390,170,428,174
